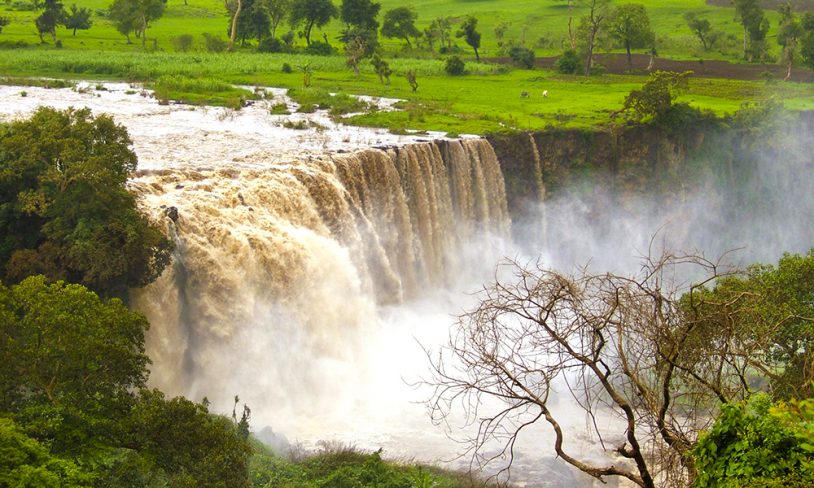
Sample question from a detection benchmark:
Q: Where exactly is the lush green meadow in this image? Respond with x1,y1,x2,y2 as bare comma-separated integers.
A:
0,0,790,59
0,0,812,134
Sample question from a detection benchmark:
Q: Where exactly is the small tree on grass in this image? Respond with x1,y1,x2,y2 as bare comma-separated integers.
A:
35,0,65,43
381,7,419,48
444,55,465,75
290,0,338,46
608,3,654,70
619,70,692,121
778,4,803,81
456,15,481,61
63,3,91,36
684,12,720,52
405,69,418,92
370,53,392,84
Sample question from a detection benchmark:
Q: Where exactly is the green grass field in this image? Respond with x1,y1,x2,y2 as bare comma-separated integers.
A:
0,0,812,135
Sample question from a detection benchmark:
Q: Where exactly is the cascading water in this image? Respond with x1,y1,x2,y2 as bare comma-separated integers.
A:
128,138,516,463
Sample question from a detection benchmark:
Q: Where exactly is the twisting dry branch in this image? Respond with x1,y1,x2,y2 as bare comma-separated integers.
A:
424,251,776,488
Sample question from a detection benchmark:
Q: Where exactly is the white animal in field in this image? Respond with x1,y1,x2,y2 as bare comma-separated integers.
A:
543,90,549,98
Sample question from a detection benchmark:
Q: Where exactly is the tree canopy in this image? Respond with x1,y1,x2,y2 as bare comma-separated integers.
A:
0,107,172,299
380,6,419,48
456,16,481,61
608,3,654,70
108,0,167,47
290,0,337,45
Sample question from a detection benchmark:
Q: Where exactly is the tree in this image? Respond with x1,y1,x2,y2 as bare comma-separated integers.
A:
689,249,814,399
426,251,781,488
405,69,418,92
804,13,814,70
0,276,150,453
108,0,167,48
456,15,481,61
226,0,271,46
778,4,803,80
733,0,769,62
289,0,337,45
429,16,452,51
578,0,610,75
370,52,391,83
268,0,290,38
380,6,419,48
34,0,64,43
608,4,654,70
341,0,379,31
0,107,172,299
63,4,91,36
619,70,692,120
684,12,720,52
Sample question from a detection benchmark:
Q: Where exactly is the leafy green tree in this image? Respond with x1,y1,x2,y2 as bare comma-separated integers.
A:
340,0,379,31
34,0,65,43
694,393,814,488
0,107,172,299
63,4,91,36
0,417,92,487
508,46,535,68
456,15,481,61
620,70,691,120
124,389,253,487
429,16,452,51
778,4,803,80
688,249,814,399
370,52,391,83
577,0,610,75
289,0,337,45
733,0,769,62
267,0,290,38
108,0,166,48
684,12,720,52
803,13,814,70
608,4,654,70
0,276,150,454
226,0,272,45
380,6,419,48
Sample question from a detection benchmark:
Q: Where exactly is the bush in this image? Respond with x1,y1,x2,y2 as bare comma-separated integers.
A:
555,49,581,74
304,41,335,56
171,34,194,52
258,36,285,53
445,55,465,76
202,33,227,53
508,46,535,69
281,62,293,73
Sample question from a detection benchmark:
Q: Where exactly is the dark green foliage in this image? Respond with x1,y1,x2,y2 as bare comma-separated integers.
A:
802,13,814,70
456,15,481,61
171,33,194,51
684,12,718,51
555,49,582,74
687,249,814,399
340,0,380,31
203,32,228,52
0,276,150,454
694,394,814,487
405,69,418,92
733,0,769,62
370,52,391,83
508,46,534,69
289,0,338,46
620,70,691,121
35,0,64,43
259,35,285,52
0,107,173,299
226,0,272,46
444,55,465,76
304,39,335,55
108,0,166,48
608,4,654,70
380,6,419,48
0,17,9,34
282,61,293,72
63,4,92,36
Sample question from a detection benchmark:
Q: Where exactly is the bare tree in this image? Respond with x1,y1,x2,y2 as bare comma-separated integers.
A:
426,250,780,488
579,0,609,76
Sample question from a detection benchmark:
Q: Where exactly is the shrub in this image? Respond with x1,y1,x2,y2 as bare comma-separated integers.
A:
171,34,194,52
258,36,284,53
508,46,535,69
555,49,581,74
445,55,465,76
202,33,227,53
304,41,335,56
281,62,293,73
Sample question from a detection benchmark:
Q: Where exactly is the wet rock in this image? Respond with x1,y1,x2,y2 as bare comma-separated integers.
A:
175,184,185,190
165,206,179,222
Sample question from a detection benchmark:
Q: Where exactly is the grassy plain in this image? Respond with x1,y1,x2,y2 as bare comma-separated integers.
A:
0,0,812,134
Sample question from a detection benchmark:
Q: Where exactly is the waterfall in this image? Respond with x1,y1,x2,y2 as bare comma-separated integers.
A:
129,138,511,433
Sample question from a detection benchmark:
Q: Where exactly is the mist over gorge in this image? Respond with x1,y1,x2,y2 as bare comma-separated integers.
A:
2,83,813,487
